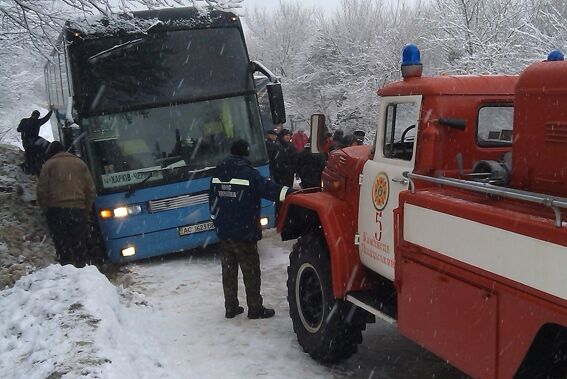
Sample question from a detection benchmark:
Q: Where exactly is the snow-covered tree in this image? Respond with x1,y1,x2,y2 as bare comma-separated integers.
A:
421,0,541,74
521,0,567,58
245,1,316,78
285,0,425,134
0,0,242,143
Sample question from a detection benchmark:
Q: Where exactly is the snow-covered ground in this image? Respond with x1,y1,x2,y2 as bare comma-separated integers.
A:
0,229,466,378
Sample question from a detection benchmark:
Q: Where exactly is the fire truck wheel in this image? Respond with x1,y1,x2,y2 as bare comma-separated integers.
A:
287,232,365,363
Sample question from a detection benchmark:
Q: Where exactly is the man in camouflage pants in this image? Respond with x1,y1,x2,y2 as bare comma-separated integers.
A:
209,139,293,319
218,240,264,317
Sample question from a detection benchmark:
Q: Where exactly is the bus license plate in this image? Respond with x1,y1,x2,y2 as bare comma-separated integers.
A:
178,221,215,236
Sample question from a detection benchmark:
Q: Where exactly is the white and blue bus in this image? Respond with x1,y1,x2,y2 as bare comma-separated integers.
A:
44,7,285,262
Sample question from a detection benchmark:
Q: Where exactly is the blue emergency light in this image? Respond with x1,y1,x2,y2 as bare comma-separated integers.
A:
547,50,564,61
401,44,423,78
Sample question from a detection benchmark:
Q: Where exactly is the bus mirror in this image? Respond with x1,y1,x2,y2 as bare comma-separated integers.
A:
267,83,286,125
310,113,326,154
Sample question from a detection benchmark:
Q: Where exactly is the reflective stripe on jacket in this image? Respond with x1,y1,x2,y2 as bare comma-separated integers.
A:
209,155,291,242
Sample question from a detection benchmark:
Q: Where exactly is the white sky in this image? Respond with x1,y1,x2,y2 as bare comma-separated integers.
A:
242,0,342,13
241,0,422,14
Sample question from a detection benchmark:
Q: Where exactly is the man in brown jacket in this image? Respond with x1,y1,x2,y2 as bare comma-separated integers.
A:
37,141,96,267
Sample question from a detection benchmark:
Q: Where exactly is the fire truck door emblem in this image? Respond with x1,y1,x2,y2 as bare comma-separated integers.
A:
372,172,389,211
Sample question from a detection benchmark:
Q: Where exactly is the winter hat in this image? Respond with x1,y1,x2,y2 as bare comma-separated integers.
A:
45,141,65,160
353,130,365,143
230,139,250,157
278,129,291,139
333,130,344,141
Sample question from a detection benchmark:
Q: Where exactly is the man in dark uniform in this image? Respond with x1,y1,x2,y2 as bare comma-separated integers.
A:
209,139,294,319
353,130,366,145
272,129,297,187
296,142,327,189
17,109,53,175
265,129,278,175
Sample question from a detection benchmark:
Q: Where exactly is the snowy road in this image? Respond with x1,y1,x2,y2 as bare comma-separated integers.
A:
118,230,468,379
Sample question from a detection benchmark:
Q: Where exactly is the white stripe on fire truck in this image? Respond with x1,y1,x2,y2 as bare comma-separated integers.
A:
403,204,567,301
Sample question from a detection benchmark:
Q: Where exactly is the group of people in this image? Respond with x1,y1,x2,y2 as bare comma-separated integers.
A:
264,124,366,191
17,110,98,269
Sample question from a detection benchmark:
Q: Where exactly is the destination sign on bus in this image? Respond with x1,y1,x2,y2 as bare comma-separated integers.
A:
101,167,164,189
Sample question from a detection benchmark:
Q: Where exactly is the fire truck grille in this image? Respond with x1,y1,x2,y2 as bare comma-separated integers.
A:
148,193,209,213
545,123,567,143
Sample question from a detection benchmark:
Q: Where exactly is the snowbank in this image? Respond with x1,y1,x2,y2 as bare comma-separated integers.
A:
0,264,165,379
0,144,56,289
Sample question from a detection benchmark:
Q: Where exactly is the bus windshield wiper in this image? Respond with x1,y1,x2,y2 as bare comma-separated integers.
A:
125,166,167,198
124,163,186,198
88,38,143,64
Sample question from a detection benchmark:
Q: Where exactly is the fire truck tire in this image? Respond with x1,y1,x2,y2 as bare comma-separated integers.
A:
287,232,365,363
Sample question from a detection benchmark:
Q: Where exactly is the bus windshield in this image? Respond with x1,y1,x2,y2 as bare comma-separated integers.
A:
84,95,266,193
71,27,252,114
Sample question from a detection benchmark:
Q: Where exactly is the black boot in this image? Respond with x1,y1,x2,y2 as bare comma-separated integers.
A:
248,307,275,319
225,306,244,319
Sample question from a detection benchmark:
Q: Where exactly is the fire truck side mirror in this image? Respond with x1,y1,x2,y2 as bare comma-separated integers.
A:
310,113,326,154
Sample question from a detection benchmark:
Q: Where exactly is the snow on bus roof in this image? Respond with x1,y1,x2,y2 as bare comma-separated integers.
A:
66,7,239,39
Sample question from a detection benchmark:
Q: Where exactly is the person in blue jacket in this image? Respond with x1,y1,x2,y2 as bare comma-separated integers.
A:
209,139,293,319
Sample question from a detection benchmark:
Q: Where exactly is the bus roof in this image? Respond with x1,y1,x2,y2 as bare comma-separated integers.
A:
378,75,518,97
66,7,241,39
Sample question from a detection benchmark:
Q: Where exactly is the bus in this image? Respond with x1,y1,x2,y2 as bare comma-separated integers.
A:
44,7,286,263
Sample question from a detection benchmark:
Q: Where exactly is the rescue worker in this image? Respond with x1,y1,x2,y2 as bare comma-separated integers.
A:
265,129,279,180
330,129,344,151
37,141,96,268
209,139,294,319
353,130,366,145
296,142,327,189
17,108,53,175
272,129,297,187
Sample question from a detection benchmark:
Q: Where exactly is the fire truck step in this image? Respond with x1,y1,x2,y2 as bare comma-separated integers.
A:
346,293,397,325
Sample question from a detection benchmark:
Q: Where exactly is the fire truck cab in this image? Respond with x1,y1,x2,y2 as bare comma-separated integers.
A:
278,45,567,378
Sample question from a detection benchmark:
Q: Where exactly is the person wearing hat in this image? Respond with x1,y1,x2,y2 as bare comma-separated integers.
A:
273,128,297,187
330,129,344,151
353,130,366,145
296,139,327,189
209,139,294,319
17,108,53,175
265,129,279,181
37,141,96,268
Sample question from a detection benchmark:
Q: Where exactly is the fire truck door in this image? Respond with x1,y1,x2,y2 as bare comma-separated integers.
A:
358,96,422,280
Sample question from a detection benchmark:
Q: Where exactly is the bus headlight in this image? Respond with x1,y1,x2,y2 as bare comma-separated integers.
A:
99,205,142,219
121,246,136,257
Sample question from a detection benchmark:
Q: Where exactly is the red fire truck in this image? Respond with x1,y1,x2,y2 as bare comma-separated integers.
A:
277,45,567,378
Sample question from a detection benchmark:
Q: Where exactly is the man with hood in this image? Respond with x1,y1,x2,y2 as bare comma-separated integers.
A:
209,139,294,319
37,141,96,268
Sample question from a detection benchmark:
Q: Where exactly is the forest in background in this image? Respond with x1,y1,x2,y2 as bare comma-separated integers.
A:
245,0,567,137
1,0,567,142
